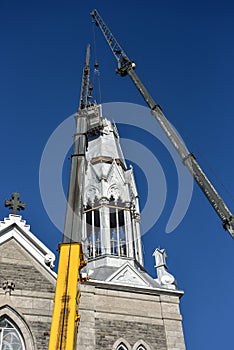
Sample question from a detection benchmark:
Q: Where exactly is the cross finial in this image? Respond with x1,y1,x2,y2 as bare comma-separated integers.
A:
5,192,26,214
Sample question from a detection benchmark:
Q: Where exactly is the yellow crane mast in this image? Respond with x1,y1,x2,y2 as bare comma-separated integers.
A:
48,243,84,349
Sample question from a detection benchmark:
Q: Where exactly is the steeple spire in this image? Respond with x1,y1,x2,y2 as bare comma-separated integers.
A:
81,118,144,267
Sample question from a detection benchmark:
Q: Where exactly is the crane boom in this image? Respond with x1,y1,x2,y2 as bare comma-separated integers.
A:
91,9,234,237
49,43,103,349
79,43,91,109
49,45,91,350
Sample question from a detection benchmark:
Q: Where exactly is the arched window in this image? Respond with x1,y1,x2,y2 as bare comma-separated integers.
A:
112,338,131,350
133,340,151,350
117,344,128,350
0,317,25,350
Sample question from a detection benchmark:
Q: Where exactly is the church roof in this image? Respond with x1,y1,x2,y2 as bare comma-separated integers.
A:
0,214,56,279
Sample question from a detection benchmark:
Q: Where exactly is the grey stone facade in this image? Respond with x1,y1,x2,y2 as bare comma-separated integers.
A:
95,319,167,349
28,321,51,350
0,261,54,293
77,282,185,350
0,217,186,350
0,217,56,350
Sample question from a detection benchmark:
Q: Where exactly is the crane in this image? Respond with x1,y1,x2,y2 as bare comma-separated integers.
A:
48,44,103,349
48,11,234,349
90,9,234,238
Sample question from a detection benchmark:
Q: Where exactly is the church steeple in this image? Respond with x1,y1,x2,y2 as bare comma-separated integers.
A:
63,44,144,268
81,115,144,267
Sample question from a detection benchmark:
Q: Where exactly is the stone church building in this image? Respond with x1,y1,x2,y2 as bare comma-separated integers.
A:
0,105,186,349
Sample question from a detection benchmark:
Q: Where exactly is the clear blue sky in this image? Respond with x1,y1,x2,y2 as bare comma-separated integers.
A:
1,1,234,349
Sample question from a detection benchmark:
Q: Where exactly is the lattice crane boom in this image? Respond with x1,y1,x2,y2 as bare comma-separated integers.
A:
79,43,92,109
91,9,234,237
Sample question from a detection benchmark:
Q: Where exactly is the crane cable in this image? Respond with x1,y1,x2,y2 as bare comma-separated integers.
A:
92,19,102,104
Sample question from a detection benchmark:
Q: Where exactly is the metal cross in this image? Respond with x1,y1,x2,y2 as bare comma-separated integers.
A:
5,192,26,214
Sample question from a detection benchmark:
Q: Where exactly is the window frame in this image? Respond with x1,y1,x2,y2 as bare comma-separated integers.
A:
0,306,36,350
132,340,151,350
112,338,131,350
117,344,128,350
0,317,25,350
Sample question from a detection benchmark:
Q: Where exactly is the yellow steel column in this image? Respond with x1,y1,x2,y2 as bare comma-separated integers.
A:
49,243,85,350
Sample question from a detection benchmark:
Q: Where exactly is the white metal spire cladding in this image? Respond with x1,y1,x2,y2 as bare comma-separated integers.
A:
81,116,144,267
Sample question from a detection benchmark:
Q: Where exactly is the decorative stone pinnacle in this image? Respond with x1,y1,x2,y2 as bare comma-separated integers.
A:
5,192,26,214
153,248,176,289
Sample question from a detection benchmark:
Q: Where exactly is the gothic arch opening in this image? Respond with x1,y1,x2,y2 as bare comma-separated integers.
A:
0,306,36,350
0,317,25,350
133,339,151,350
117,345,128,350
112,338,131,350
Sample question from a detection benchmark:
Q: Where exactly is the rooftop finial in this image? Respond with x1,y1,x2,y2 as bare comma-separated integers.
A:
153,248,176,290
5,192,26,214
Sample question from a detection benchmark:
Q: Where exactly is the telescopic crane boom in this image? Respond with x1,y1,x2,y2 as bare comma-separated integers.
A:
91,9,234,238
48,46,90,350
48,44,103,350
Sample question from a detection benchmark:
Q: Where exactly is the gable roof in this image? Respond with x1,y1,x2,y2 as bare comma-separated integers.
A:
0,214,56,279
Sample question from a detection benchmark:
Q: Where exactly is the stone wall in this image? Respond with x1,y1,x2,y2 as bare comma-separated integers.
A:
0,239,55,350
28,321,51,350
77,283,186,350
0,262,54,293
0,239,186,350
95,319,167,349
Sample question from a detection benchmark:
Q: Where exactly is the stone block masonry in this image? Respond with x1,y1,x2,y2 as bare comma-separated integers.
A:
77,282,186,350
0,262,55,293
0,238,56,350
96,319,167,349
